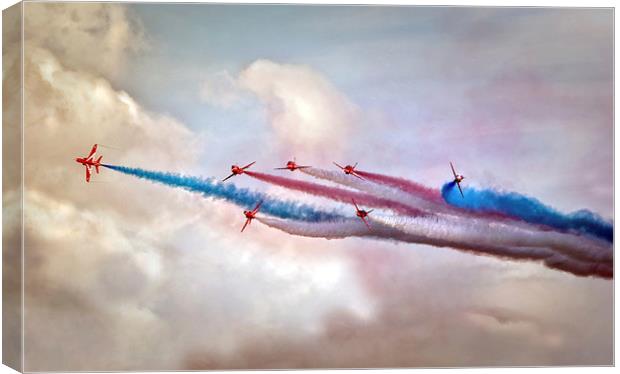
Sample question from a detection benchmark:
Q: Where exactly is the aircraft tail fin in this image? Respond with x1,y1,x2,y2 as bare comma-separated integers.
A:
95,156,102,173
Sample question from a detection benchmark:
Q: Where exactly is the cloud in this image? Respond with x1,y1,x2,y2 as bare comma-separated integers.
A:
22,189,372,370
9,4,612,370
23,2,146,79
199,70,245,108
18,14,201,368
238,59,359,159
14,3,371,371
183,247,613,368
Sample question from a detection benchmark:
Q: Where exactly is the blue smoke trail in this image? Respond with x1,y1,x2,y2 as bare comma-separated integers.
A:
442,182,613,242
103,165,342,222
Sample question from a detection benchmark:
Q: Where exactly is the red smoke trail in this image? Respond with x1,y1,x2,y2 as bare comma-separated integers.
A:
356,170,443,203
304,167,515,223
246,171,426,217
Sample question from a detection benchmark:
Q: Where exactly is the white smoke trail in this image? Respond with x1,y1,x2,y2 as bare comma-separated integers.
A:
373,214,612,264
259,169,612,278
257,215,612,279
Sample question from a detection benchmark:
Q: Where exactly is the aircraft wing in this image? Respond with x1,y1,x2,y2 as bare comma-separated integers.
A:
222,173,235,182
85,166,91,183
360,216,371,230
450,162,457,178
241,218,251,232
274,167,289,170
333,162,345,170
351,172,365,180
86,144,98,159
241,161,256,170
456,182,464,198
351,199,360,211
252,200,263,214
297,166,311,169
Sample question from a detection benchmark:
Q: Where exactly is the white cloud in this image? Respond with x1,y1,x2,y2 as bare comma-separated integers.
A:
24,2,146,79
238,59,359,160
14,4,373,371
199,70,244,108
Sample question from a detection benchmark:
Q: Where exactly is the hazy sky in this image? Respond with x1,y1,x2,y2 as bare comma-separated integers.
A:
115,4,613,216
11,3,613,370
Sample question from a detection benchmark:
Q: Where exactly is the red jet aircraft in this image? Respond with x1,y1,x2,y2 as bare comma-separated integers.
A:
223,161,256,182
334,162,364,179
241,201,263,232
275,158,311,172
75,144,103,183
352,199,373,230
450,161,465,198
